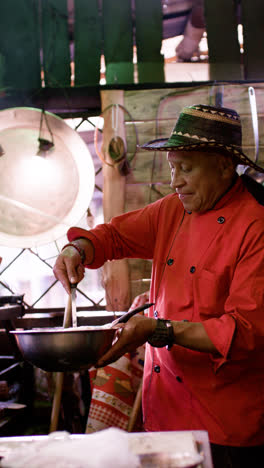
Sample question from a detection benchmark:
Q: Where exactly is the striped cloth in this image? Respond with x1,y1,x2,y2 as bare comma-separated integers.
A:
86,346,145,433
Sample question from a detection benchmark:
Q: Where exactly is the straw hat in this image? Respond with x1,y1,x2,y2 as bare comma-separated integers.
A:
140,104,264,173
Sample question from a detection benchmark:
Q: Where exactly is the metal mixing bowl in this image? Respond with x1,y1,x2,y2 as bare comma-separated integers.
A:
10,326,116,372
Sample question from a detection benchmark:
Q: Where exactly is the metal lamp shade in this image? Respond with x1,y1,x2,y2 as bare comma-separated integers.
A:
0,108,95,247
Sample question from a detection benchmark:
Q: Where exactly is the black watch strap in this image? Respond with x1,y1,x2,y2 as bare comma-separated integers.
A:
147,318,174,350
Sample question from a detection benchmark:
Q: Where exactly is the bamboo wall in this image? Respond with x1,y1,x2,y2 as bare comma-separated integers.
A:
102,83,264,301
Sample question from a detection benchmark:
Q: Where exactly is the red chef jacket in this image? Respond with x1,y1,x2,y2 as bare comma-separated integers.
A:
68,177,264,446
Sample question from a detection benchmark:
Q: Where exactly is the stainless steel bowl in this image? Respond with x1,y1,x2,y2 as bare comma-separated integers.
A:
10,326,116,372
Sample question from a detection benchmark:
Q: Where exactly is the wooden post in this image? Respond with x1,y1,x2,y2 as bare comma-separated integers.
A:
41,0,71,87
100,90,131,312
241,0,264,80
134,0,164,83
204,0,242,80
49,293,72,433
74,0,102,86
0,0,41,89
102,0,134,84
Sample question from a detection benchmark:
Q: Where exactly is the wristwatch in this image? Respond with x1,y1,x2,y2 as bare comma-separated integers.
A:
147,318,174,350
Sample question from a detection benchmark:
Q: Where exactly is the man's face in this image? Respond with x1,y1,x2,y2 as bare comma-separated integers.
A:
167,150,230,213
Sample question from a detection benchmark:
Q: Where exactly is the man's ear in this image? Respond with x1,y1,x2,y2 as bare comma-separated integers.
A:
219,156,236,179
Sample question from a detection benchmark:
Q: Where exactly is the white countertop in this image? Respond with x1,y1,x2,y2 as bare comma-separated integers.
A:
0,430,213,468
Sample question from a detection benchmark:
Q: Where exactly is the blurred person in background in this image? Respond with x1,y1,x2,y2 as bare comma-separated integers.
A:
162,0,205,61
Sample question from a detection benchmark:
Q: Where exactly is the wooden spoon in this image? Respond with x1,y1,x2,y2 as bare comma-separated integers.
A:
49,293,73,433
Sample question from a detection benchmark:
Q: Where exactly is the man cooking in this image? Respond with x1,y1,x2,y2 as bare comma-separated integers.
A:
54,104,264,467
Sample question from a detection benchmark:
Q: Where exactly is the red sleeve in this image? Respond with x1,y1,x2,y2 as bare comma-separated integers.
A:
203,219,264,369
67,198,166,268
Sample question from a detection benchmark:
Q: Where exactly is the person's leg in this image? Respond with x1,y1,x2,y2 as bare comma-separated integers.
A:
227,445,264,468
210,444,231,468
211,443,264,468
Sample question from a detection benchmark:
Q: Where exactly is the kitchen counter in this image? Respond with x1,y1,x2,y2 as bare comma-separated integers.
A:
0,430,213,467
